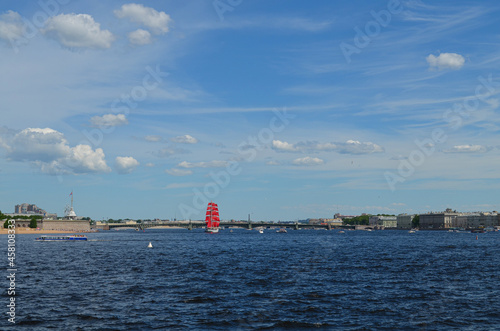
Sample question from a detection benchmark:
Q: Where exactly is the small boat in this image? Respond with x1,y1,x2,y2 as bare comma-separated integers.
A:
35,235,87,241
205,201,220,233
409,230,416,233
276,228,287,233
147,242,153,248
259,228,264,234
339,230,345,234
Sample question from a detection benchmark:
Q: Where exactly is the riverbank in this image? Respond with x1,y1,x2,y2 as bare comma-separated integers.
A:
0,228,93,235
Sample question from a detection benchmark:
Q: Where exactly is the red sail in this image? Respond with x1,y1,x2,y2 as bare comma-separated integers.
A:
205,202,220,228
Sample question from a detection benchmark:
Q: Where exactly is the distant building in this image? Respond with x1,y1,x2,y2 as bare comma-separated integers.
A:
323,218,343,226
12,203,57,218
397,214,414,229
334,213,357,219
455,213,499,229
369,216,397,228
419,211,459,229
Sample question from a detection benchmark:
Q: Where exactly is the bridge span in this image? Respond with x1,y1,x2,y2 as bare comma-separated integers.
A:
107,222,353,231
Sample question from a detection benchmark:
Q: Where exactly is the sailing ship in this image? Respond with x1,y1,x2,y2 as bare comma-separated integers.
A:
205,201,221,233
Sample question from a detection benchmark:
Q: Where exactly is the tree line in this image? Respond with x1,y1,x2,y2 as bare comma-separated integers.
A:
1,210,42,228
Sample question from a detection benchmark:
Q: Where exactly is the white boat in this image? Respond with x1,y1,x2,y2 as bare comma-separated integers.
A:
35,235,87,241
147,242,153,248
259,228,264,234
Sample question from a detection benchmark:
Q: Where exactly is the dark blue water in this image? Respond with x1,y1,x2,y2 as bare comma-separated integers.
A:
2,229,500,330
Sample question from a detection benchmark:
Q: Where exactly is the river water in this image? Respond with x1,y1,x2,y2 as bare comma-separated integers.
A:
2,228,500,330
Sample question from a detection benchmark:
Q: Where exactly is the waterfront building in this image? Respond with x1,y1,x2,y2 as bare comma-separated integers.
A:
323,218,343,226
419,210,459,229
369,216,397,228
396,214,414,229
455,213,499,229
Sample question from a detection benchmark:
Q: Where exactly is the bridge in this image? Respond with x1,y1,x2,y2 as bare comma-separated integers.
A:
106,221,354,231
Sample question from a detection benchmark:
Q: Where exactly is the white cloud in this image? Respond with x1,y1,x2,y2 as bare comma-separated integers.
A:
128,28,152,45
145,135,162,142
145,163,155,167
165,168,193,176
90,114,128,127
443,144,490,153
1,128,110,174
0,11,24,44
42,13,115,49
336,140,384,154
177,160,227,168
292,156,324,166
114,4,172,35
426,53,465,70
272,139,384,154
171,134,198,144
6,128,70,162
266,160,280,166
115,156,140,174
68,145,110,173
272,140,300,152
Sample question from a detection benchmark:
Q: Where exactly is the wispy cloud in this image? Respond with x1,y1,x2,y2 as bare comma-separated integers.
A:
292,156,324,166
442,144,491,153
272,140,384,155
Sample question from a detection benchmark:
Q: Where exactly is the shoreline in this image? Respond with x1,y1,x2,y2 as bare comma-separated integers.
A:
0,229,94,235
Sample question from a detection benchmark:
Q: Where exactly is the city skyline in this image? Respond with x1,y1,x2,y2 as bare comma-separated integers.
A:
1,1,500,221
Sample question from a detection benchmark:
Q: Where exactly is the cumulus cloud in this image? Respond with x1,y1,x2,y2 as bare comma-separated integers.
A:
115,156,140,174
292,156,324,166
171,134,198,144
6,128,70,162
165,168,192,176
0,128,110,174
272,139,384,154
67,145,110,173
426,53,465,70
90,114,128,127
0,11,24,44
177,160,227,168
128,28,152,45
114,3,172,35
272,140,300,152
443,144,490,153
42,13,115,49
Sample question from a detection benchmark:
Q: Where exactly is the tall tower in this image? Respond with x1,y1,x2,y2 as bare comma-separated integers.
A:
65,192,77,220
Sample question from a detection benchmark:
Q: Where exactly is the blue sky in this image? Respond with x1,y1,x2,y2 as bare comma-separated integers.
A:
1,0,500,221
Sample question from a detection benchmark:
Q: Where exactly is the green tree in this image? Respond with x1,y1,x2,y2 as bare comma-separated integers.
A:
29,218,38,228
412,215,420,228
343,214,371,225
3,219,9,229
